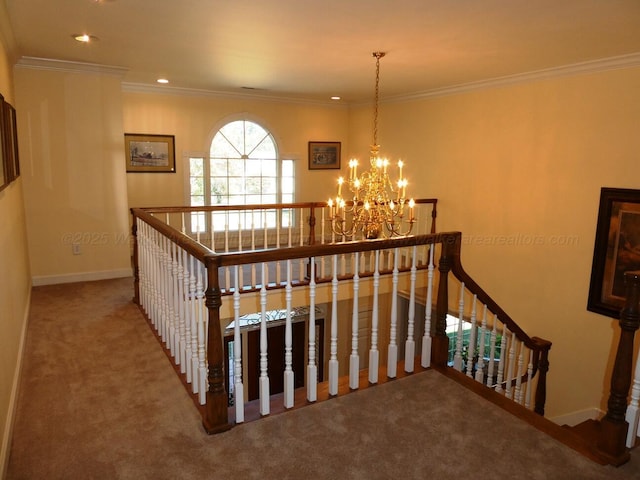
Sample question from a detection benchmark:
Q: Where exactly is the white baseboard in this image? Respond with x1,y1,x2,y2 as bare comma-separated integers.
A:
549,407,604,427
1,288,32,479
32,268,132,286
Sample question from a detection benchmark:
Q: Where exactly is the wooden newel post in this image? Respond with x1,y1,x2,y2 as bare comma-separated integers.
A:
597,270,640,465
531,337,552,416
202,256,233,434
432,234,455,366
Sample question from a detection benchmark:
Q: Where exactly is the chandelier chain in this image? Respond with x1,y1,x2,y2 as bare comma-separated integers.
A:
372,52,385,149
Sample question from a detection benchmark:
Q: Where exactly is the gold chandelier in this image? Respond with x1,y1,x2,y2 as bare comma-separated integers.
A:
327,52,415,239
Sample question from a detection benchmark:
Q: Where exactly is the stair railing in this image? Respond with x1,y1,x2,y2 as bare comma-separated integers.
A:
131,204,551,435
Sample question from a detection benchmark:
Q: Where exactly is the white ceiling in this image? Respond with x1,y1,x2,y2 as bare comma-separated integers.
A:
5,0,640,103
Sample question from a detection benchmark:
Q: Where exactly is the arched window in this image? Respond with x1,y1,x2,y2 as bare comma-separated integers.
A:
189,119,294,231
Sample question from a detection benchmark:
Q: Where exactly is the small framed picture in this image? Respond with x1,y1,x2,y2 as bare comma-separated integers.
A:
308,141,341,170
125,133,176,173
587,187,640,319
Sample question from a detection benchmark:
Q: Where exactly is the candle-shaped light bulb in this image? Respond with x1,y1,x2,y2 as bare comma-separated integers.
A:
398,159,404,178
364,201,370,210
337,176,344,196
389,200,395,211
409,198,415,221
354,178,361,189
383,158,389,173
376,157,383,169
402,179,407,198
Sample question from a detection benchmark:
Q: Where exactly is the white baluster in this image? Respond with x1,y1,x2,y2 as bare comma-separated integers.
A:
284,260,294,409
515,343,525,404
626,349,640,447
196,261,207,405
299,209,305,281
505,331,517,400
421,244,435,368
486,316,498,387
349,252,360,390
404,246,418,373
189,254,199,393
259,263,270,415
176,243,186,372
276,217,282,285
210,212,216,253
369,250,380,384
329,254,339,396
475,305,487,383
224,221,231,290
183,249,193,384
387,248,399,378
495,324,508,394
307,257,318,402
171,242,180,364
233,265,244,423
465,295,477,377
180,212,185,235
251,211,256,287
453,282,465,371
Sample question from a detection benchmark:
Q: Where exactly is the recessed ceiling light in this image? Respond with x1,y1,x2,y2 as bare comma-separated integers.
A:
331,96,341,100
157,78,169,84
73,34,98,43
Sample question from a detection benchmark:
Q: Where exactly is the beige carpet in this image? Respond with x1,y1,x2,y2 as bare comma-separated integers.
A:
6,277,640,479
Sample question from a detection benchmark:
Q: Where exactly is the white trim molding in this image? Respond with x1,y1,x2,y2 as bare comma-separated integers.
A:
32,268,133,287
15,56,128,78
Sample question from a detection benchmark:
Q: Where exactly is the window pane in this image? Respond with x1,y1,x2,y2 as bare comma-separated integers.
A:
211,158,228,174
249,135,277,159
190,157,204,175
281,177,293,194
229,177,244,193
262,194,276,204
246,194,261,204
282,194,293,203
245,159,261,176
191,176,204,196
211,134,239,158
261,159,276,176
191,195,205,206
262,177,276,194
282,159,293,177
228,159,244,177
245,177,261,194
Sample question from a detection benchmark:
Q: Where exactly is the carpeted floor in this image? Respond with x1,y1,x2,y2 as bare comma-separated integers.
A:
6,277,640,479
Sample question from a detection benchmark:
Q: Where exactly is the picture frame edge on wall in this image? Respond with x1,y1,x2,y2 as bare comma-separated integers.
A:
124,133,176,173
308,141,341,170
587,186,640,319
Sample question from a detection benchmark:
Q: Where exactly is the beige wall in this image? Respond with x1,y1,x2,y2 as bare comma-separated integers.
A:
0,17,31,476
349,66,640,418
123,91,350,208
14,67,131,284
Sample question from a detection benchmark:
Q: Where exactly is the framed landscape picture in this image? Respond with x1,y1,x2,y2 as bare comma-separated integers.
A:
587,187,640,319
308,141,341,170
125,133,176,173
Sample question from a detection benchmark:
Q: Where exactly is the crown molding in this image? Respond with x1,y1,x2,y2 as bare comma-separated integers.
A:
385,52,640,104
121,82,348,108
14,56,128,77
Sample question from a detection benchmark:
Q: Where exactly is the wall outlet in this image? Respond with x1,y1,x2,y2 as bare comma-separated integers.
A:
72,243,81,255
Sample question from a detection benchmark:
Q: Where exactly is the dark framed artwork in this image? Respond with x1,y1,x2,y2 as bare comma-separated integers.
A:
4,101,19,181
587,187,640,318
125,133,176,173
0,94,7,192
308,141,341,170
